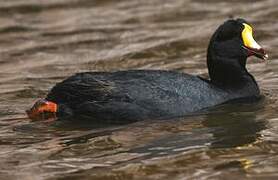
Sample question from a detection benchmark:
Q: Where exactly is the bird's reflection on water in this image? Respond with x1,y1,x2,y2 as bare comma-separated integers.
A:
4,93,273,179
39,97,266,160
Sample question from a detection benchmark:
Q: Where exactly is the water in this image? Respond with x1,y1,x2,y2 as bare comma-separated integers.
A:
0,0,278,179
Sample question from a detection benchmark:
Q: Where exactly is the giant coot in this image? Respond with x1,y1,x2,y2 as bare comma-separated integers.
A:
27,18,268,122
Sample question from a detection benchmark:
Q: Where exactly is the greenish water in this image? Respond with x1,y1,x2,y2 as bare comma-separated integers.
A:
0,0,278,179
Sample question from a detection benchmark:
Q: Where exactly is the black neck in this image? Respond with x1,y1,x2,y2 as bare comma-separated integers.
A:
204,19,260,97
207,47,259,95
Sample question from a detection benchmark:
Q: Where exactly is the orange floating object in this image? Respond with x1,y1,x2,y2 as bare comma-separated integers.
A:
26,99,58,120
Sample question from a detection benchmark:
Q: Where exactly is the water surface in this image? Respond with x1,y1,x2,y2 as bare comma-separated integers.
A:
0,0,278,179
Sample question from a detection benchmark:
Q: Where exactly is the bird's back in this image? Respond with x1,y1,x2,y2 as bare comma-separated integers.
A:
46,70,229,122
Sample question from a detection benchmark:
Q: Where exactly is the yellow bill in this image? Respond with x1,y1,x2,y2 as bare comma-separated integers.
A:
242,23,268,60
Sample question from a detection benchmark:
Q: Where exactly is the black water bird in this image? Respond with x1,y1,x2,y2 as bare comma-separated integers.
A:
27,18,268,122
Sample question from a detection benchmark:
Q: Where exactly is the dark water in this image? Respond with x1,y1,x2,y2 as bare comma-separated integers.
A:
0,0,278,179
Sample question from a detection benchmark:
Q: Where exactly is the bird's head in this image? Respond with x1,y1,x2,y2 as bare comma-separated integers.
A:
207,18,268,85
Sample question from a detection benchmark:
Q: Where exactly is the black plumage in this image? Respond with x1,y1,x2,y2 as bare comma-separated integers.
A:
44,18,266,122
